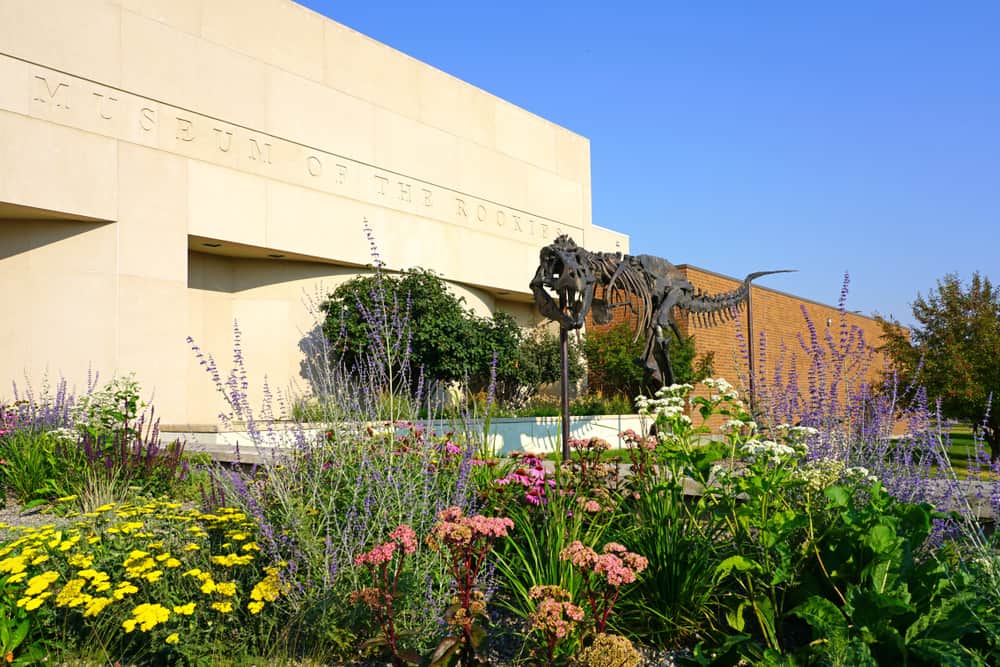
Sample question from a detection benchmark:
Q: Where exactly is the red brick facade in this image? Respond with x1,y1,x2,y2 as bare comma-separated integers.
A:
586,264,896,429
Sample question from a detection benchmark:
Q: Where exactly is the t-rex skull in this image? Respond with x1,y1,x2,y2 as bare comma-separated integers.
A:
529,235,597,330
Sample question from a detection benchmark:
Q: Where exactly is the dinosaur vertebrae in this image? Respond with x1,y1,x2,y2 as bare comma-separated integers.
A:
592,253,752,335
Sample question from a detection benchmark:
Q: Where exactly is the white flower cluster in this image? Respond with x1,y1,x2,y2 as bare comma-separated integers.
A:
721,419,758,434
775,423,819,445
636,386,692,425
796,459,846,492
740,439,800,465
843,466,879,485
701,378,741,403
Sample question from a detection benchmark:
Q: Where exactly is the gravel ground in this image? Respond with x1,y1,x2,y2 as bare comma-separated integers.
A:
0,497,74,534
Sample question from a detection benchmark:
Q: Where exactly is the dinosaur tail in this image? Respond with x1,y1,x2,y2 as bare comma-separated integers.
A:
684,270,795,327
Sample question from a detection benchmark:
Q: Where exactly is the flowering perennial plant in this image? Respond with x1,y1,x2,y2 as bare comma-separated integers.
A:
426,506,512,664
492,454,554,506
351,524,420,664
0,500,284,663
527,585,584,664
559,541,647,634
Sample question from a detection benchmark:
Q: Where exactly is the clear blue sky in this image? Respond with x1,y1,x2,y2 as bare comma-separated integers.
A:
300,1,999,326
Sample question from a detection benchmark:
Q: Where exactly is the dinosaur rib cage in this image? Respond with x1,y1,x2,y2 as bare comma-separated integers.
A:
586,252,749,335
587,254,653,340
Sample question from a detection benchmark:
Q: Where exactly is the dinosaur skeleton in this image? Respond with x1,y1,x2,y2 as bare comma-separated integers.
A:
530,235,792,387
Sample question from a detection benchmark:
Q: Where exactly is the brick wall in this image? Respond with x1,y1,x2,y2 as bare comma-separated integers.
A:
585,264,898,432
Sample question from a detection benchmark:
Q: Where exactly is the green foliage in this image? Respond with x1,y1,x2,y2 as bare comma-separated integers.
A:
878,271,1000,456
496,330,584,405
583,322,713,400
491,473,614,625
320,268,520,393
0,430,78,506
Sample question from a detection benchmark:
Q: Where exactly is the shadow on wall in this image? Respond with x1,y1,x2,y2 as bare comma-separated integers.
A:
186,251,360,294
0,218,110,261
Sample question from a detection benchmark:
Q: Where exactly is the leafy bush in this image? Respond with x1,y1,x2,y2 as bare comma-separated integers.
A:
584,322,713,399
320,266,521,398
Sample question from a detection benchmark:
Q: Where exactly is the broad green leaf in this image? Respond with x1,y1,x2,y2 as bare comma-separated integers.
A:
865,523,897,555
715,554,759,581
727,600,749,632
788,595,848,644
909,638,984,667
825,485,850,508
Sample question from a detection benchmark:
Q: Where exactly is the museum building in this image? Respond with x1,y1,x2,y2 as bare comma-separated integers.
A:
0,0,628,425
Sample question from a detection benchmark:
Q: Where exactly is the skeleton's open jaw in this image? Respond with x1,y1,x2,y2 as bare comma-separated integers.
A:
539,284,592,328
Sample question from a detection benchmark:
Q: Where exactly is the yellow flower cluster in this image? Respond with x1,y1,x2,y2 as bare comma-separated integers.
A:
247,565,287,615
0,499,282,646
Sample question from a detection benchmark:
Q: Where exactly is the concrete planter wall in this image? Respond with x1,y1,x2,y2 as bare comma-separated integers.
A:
162,414,647,462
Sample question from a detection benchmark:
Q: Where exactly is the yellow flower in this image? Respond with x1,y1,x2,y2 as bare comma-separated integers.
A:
215,582,237,597
210,601,233,613
123,603,170,632
142,570,163,583
31,554,49,565
56,495,78,503
113,582,139,600
94,503,115,513
211,553,254,567
0,556,26,575
247,600,265,614
22,592,52,611
88,536,101,545
183,543,201,552
82,595,114,617
7,572,27,584
200,579,217,594
24,571,60,596
83,596,114,617
147,541,164,550
228,532,249,541
242,542,261,552
172,602,196,615
183,568,203,578
250,569,285,603
165,633,180,645
155,552,171,562
68,553,93,568
164,558,181,568
55,579,87,607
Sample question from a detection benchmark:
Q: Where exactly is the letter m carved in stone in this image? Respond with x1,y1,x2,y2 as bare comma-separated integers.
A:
33,76,70,110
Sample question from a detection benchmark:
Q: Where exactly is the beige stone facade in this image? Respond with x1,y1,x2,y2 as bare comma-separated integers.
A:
0,0,629,424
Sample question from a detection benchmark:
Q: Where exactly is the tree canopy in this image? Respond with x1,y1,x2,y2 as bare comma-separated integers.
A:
877,272,1000,457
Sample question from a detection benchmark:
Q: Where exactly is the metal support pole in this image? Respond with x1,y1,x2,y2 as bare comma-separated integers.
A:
560,327,571,463
746,285,756,413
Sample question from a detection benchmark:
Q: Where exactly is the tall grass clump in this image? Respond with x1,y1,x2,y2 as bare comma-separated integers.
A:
0,373,186,508
188,226,488,660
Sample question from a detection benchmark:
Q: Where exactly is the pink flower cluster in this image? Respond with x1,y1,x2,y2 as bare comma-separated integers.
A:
354,524,417,567
621,429,657,451
560,541,648,586
559,541,647,634
432,506,513,547
528,585,584,639
494,454,555,505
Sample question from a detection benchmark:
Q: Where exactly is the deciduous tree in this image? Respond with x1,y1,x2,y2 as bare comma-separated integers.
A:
878,272,1000,459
